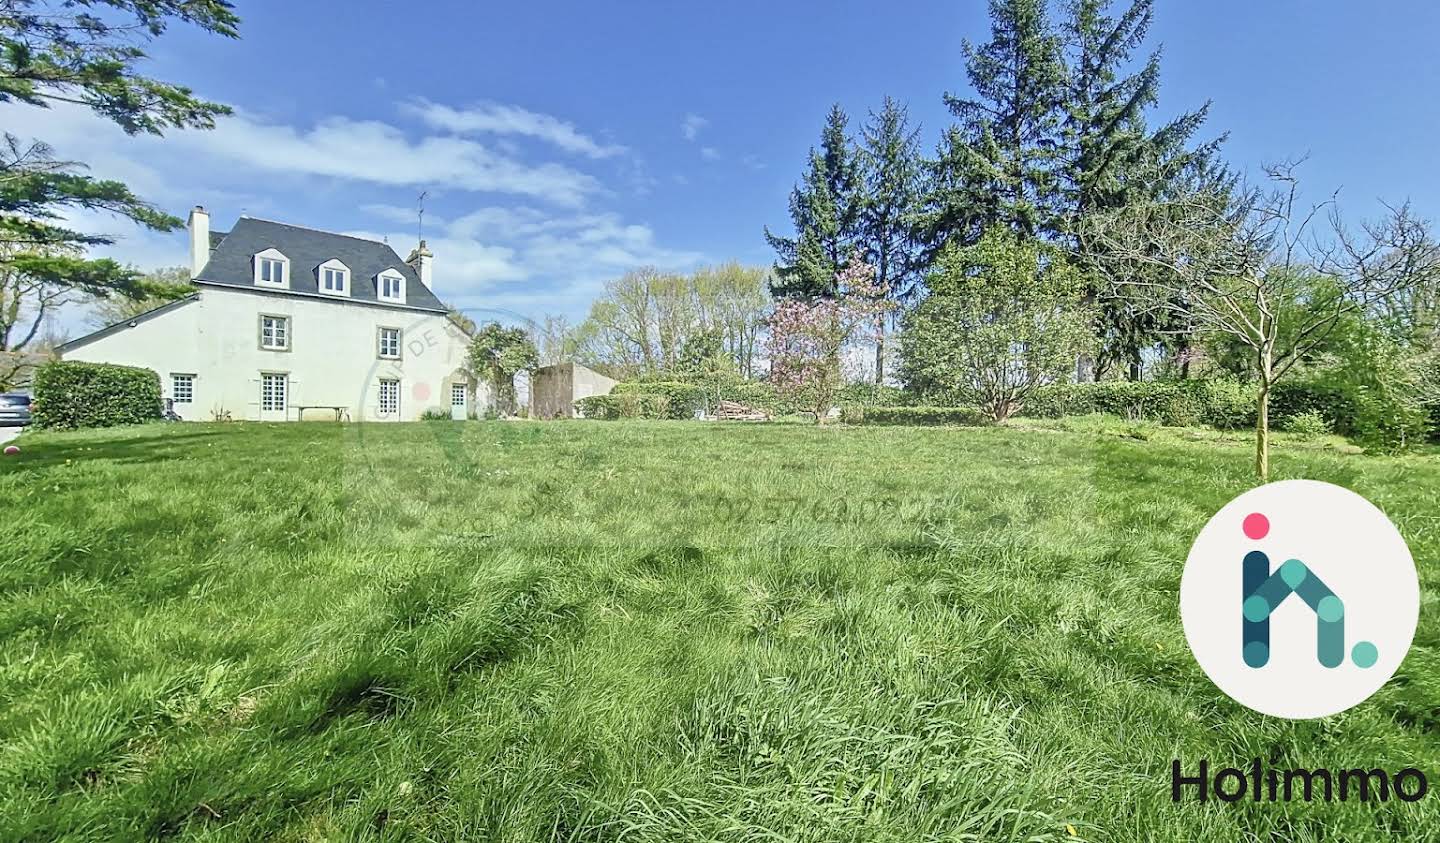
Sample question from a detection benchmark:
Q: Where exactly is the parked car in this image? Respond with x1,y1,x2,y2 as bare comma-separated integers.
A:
0,392,32,426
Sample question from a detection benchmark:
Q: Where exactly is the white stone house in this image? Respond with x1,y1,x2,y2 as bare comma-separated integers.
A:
59,208,479,422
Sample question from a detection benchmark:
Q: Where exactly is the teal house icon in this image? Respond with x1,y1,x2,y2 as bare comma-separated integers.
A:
1240,512,1378,670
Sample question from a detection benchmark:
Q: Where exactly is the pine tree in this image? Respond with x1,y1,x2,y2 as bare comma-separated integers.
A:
765,105,863,298
0,1,238,359
1059,0,1227,379
920,0,1068,254
857,97,925,383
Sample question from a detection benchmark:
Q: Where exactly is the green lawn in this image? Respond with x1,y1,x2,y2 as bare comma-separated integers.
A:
2,419,1439,841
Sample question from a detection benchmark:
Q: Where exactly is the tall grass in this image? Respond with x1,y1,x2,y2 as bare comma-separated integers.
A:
1,420,1437,840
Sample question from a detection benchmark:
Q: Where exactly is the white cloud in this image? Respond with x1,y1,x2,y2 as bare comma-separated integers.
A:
681,113,708,141
10,101,602,207
10,99,703,326
358,205,706,321
403,99,626,159
198,111,600,206
701,146,721,161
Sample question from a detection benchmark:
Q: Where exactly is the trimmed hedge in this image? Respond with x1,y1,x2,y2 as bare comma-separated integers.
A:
1016,376,1427,443
837,382,908,407
612,381,703,419
842,405,989,426
32,361,162,430
575,393,671,420
1020,380,1254,429
611,379,798,417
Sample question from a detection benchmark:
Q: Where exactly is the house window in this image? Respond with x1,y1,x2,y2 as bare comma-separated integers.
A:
451,383,466,407
261,373,287,412
260,258,284,284
378,378,400,416
378,327,401,359
254,250,289,287
260,315,289,350
378,272,404,302
171,373,194,404
321,266,348,294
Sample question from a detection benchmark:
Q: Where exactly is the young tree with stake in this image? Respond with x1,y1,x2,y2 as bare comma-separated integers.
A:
1084,161,1435,479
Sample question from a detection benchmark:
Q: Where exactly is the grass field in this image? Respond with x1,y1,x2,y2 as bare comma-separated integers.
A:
3,418,1439,841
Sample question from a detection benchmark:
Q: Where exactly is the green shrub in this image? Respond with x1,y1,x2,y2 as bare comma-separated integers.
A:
846,406,988,426
1270,378,1357,435
1283,409,1331,437
613,381,703,419
1416,352,1440,442
1269,353,1431,452
574,392,671,420
837,382,908,407
574,395,617,419
1019,374,1431,447
1192,379,1255,430
420,407,451,421
32,361,162,430
1021,380,1257,430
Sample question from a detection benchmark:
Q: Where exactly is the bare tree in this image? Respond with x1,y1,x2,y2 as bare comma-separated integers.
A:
692,262,770,378
533,314,578,367
1084,161,1436,479
574,264,770,379
87,265,194,327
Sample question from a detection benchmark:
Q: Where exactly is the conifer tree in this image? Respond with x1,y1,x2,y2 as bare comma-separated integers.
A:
1059,0,1226,378
1,1,238,361
920,0,1068,253
765,105,863,298
857,97,925,383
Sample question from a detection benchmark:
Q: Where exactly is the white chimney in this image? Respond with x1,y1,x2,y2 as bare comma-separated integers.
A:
406,240,434,290
187,205,210,279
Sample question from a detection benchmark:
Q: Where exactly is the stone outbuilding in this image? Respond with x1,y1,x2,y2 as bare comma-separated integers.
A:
530,362,617,419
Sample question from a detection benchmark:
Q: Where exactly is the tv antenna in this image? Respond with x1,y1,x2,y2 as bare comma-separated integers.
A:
417,190,429,243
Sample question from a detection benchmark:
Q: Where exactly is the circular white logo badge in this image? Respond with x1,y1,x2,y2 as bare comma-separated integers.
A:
1180,479,1419,719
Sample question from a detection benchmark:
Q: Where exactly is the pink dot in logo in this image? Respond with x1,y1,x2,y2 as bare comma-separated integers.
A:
412,382,431,402
1242,512,1270,540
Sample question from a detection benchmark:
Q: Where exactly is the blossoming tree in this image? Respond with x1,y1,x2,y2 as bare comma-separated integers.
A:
766,259,892,422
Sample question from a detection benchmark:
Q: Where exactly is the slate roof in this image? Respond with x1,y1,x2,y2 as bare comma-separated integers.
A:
198,217,446,312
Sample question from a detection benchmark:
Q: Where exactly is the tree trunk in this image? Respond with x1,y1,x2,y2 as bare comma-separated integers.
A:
874,313,885,386
1255,381,1271,482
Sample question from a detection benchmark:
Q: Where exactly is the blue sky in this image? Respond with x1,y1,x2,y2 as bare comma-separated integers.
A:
13,0,1440,330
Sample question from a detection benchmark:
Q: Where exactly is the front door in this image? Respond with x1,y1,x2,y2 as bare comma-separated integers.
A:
260,372,288,422
450,382,468,420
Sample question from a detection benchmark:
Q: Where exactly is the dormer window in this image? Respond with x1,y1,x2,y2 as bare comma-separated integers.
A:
317,259,350,297
253,249,290,288
377,269,406,303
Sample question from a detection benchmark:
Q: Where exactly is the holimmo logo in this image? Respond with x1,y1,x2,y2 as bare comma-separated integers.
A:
1180,480,1419,719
